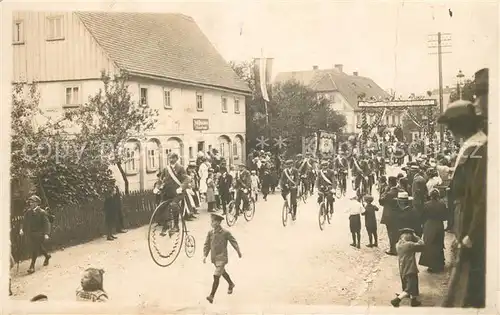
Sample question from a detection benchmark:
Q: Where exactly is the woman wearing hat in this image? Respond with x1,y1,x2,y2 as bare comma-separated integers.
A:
418,188,447,273
441,74,487,308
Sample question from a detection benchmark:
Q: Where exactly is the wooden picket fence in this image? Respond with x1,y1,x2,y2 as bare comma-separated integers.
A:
10,190,156,262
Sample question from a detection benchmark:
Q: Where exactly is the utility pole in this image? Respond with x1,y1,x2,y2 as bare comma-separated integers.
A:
428,32,452,144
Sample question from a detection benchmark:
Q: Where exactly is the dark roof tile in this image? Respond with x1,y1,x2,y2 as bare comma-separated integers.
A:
75,11,250,93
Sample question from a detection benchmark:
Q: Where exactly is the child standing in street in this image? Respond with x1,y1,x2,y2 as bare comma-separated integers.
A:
362,195,379,247
348,194,363,249
391,228,424,307
250,170,260,201
203,212,242,304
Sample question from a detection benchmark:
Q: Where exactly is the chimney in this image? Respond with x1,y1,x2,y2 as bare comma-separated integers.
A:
313,65,318,70
353,71,358,76
334,64,343,72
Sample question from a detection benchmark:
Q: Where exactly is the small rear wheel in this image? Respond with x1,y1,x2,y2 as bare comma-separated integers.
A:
226,202,237,226
184,234,196,258
244,199,255,222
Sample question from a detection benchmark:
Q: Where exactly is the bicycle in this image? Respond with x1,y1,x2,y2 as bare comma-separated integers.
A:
226,190,255,227
298,176,308,203
148,195,196,267
281,190,297,227
318,190,334,231
335,170,347,198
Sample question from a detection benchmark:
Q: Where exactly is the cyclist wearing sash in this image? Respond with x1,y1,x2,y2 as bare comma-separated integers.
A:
334,152,348,193
351,154,363,191
234,163,252,216
317,161,336,214
159,153,189,235
280,159,299,220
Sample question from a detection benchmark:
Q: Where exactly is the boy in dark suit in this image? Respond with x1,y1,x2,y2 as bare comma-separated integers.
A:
217,167,233,214
362,195,379,247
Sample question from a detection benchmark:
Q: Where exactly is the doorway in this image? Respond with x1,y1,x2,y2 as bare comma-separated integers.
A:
197,141,205,154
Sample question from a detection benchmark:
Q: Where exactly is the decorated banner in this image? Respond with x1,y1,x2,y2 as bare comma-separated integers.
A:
254,58,273,102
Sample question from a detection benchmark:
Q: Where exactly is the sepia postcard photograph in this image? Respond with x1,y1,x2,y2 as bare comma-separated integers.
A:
1,0,498,313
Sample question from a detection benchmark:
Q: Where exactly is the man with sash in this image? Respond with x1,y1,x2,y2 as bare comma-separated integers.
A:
350,154,363,191
442,68,488,308
316,161,336,214
159,153,190,235
296,153,312,195
234,163,252,217
334,151,348,195
280,159,300,220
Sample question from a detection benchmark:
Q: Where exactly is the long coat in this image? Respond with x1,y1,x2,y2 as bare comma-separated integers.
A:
380,186,398,225
444,136,487,308
418,199,447,269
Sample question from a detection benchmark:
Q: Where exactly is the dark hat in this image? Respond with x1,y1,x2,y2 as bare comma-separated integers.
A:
364,195,374,203
399,228,415,235
30,294,48,302
320,160,329,167
169,152,179,159
296,153,303,158
397,173,404,179
438,100,476,125
474,68,488,118
28,195,41,203
211,212,225,221
285,159,294,166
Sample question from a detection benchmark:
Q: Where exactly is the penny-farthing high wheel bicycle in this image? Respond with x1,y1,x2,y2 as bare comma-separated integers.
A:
148,197,196,267
226,190,255,226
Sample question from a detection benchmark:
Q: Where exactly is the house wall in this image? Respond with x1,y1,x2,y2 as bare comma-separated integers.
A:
317,91,356,133
13,11,247,193
12,11,116,82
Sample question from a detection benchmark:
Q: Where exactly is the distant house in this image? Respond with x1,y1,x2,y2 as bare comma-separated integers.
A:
12,11,251,191
274,65,393,133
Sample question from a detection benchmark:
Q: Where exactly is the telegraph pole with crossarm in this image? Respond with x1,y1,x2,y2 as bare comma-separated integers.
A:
428,32,452,143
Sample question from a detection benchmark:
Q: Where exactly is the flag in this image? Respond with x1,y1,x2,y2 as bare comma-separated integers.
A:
254,58,273,102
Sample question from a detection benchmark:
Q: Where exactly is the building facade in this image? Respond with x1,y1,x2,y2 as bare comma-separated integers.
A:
274,65,399,134
12,11,250,191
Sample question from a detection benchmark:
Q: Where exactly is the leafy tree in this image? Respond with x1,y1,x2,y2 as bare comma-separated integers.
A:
449,79,474,103
75,70,159,194
10,83,115,209
269,80,346,155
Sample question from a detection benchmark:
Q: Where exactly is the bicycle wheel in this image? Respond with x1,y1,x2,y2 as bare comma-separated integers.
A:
226,201,237,226
148,201,184,267
318,203,326,231
282,202,289,227
244,199,255,222
184,233,196,258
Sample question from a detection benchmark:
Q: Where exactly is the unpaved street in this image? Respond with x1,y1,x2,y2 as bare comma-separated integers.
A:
10,167,451,309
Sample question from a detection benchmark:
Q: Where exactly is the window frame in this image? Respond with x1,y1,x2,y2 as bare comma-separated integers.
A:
139,86,149,107
234,97,240,114
163,88,172,109
63,84,81,109
12,20,25,45
46,16,65,41
196,92,204,111
125,147,139,175
221,96,228,113
146,147,159,173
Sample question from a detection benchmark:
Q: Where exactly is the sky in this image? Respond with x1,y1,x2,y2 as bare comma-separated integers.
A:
5,0,499,95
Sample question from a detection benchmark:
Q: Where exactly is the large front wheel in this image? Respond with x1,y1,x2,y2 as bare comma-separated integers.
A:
148,201,184,267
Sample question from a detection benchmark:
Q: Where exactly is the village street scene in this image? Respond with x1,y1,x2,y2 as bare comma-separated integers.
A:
6,1,494,312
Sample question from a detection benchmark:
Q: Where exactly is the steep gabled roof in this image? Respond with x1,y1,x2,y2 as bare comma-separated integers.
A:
274,68,389,109
75,12,250,94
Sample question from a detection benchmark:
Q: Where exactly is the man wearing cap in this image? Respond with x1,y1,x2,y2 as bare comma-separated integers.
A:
442,69,488,308
280,159,300,220
159,153,190,234
316,161,336,214
20,195,51,274
334,152,348,195
233,164,252,216
380,176,399,255
411,167,428,229
296,153,312,195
